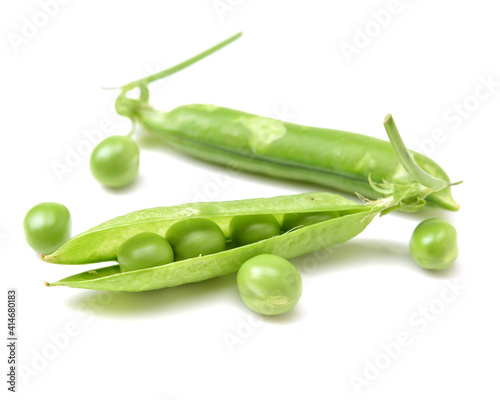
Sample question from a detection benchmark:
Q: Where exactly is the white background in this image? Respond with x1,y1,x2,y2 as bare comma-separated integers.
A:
1,0,499,399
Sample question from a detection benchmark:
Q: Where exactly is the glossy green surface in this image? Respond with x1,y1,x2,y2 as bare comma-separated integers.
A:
44,193,379,291
282,211,340,232
165,218,226,261
410,218,458,270
112,33,458,211
230,215,280,247
90,135,139,188
117,232,173,272
137,105,459,211
237,254,302,315
23,202,71,255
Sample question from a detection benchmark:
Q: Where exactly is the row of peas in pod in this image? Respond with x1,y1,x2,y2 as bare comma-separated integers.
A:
115,211,342,315
118,211,341,272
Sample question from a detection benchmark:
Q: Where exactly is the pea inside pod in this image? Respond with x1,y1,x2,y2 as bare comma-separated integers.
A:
166,218,226,261
230,215,280,247
282,211,340,232
118,232,174,272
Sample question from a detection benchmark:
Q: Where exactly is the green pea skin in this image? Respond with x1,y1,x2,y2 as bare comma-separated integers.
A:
90,135,139,188
118,232,174,272
282,211,340,232
230,215,280,247
410,218,458,270
23,202,71,255
165,218,226,261
237,254,302,315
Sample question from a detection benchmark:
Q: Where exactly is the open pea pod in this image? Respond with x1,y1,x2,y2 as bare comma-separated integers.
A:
44,192,378,291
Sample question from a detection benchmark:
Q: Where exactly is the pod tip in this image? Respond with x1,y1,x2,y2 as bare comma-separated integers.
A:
41,253,55,263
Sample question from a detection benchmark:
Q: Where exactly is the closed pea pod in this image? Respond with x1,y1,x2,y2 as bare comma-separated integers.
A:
112,33,460,211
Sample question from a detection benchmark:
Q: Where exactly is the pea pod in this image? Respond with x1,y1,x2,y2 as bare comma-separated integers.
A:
43,192,378,291
114,33,459,211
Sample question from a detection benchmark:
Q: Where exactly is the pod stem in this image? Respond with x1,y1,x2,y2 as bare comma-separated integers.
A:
122,32,242,91
383,114,451,191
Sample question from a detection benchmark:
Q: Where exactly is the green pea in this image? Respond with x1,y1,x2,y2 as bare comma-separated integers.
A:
237,254,302,315
282,211,340,232
410,218,458,270
90,135,139,188
166,218,226,261
23,202,71,255
230,215,280,247
118,232,173,272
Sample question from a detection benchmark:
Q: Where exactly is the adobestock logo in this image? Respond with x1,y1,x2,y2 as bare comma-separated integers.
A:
222,313,263,354
51,119,115,183
8,0,72,53
192,172,233,203
19,291,113,387
414,74,499,156
295,235,339,279
339,0,416,64
349,278,466,395
212,0,244,21
19,322,81,385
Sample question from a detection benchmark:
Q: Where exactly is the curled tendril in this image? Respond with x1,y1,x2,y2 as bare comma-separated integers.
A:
114,32,242,124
